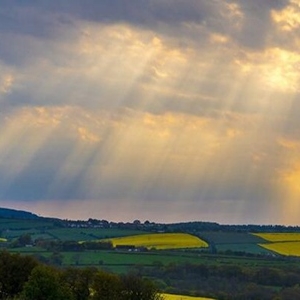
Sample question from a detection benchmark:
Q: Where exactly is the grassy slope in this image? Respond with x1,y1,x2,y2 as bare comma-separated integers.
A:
199,231,271,254
49,228,149,241
0,217,150,242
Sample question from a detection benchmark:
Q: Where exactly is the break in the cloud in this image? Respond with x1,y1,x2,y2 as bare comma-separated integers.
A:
0,0,300,225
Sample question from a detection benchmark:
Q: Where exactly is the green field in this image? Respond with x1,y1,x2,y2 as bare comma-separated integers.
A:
9,247,298,275
0,217,150,242
0,218,56,230
199,231,270,254
48,228,148,241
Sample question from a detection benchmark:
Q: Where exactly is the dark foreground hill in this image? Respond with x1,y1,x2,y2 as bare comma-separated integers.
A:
0,207,39,219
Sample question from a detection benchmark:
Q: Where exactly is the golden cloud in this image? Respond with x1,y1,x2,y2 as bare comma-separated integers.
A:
272,0,300,32
235,47,300,93
0,74,14,94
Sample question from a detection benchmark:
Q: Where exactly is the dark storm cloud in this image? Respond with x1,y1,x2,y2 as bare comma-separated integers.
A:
0,0,290,51
0,1,75,38
0,0,293,70
233,0,289,49
0,0,198,27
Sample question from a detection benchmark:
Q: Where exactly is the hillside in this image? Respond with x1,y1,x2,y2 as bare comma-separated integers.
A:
0,207,39,219
2,207,300,299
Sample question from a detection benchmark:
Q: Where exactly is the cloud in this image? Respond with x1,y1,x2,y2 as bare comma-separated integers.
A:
0,106,285,210
0,1,300,224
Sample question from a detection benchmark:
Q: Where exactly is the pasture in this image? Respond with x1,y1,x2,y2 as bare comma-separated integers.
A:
106,233,208,250
199,231,269,254
0,216,150,243
10,247,297,274
48,228,148,241
0,218,55,230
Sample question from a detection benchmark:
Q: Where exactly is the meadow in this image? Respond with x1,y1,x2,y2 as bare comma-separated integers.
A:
1,222,150,242
0,218,54,230
106,233,208,250
10,247,296,275
48,228,148,241
199,231,269,254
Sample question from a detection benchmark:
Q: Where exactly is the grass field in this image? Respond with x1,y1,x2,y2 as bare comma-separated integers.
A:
1,220,150,242
199,231,270,254
0,238,7,242
161,293,215,300
201,232,266,244
106,233,208,250
9,244,300,275
61,250,216,269
215,242,270,254
0,218,56,230
49,228,149,241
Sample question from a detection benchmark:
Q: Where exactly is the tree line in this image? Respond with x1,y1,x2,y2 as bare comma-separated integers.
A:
0,251,162,300
141,262,300,300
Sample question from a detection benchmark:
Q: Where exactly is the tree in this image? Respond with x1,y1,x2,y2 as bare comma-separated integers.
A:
91,271,122,300
63,267,97,300
0,251,37,299
48,251,63,266
21,265,73,300
18,233,32,246
121,274,163,300
279,285,300,300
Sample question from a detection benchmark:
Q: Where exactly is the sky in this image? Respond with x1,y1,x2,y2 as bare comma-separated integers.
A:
0,0,300,225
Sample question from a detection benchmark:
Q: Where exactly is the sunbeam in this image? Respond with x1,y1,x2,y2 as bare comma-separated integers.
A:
0,1,300,224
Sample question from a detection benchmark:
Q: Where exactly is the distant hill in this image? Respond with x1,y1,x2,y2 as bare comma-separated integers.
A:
0,207,39,219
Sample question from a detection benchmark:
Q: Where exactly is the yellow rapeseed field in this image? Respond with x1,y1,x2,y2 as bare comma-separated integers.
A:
161,293,215,300
252,233,300,256
259,241,300,256
252,233,300,242
107,233,208,250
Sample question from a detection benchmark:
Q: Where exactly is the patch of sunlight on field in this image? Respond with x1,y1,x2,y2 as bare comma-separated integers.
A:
161,293,215,300
252,233,300,242
259,241,300,256
107,233,208,250
0,238,7,242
